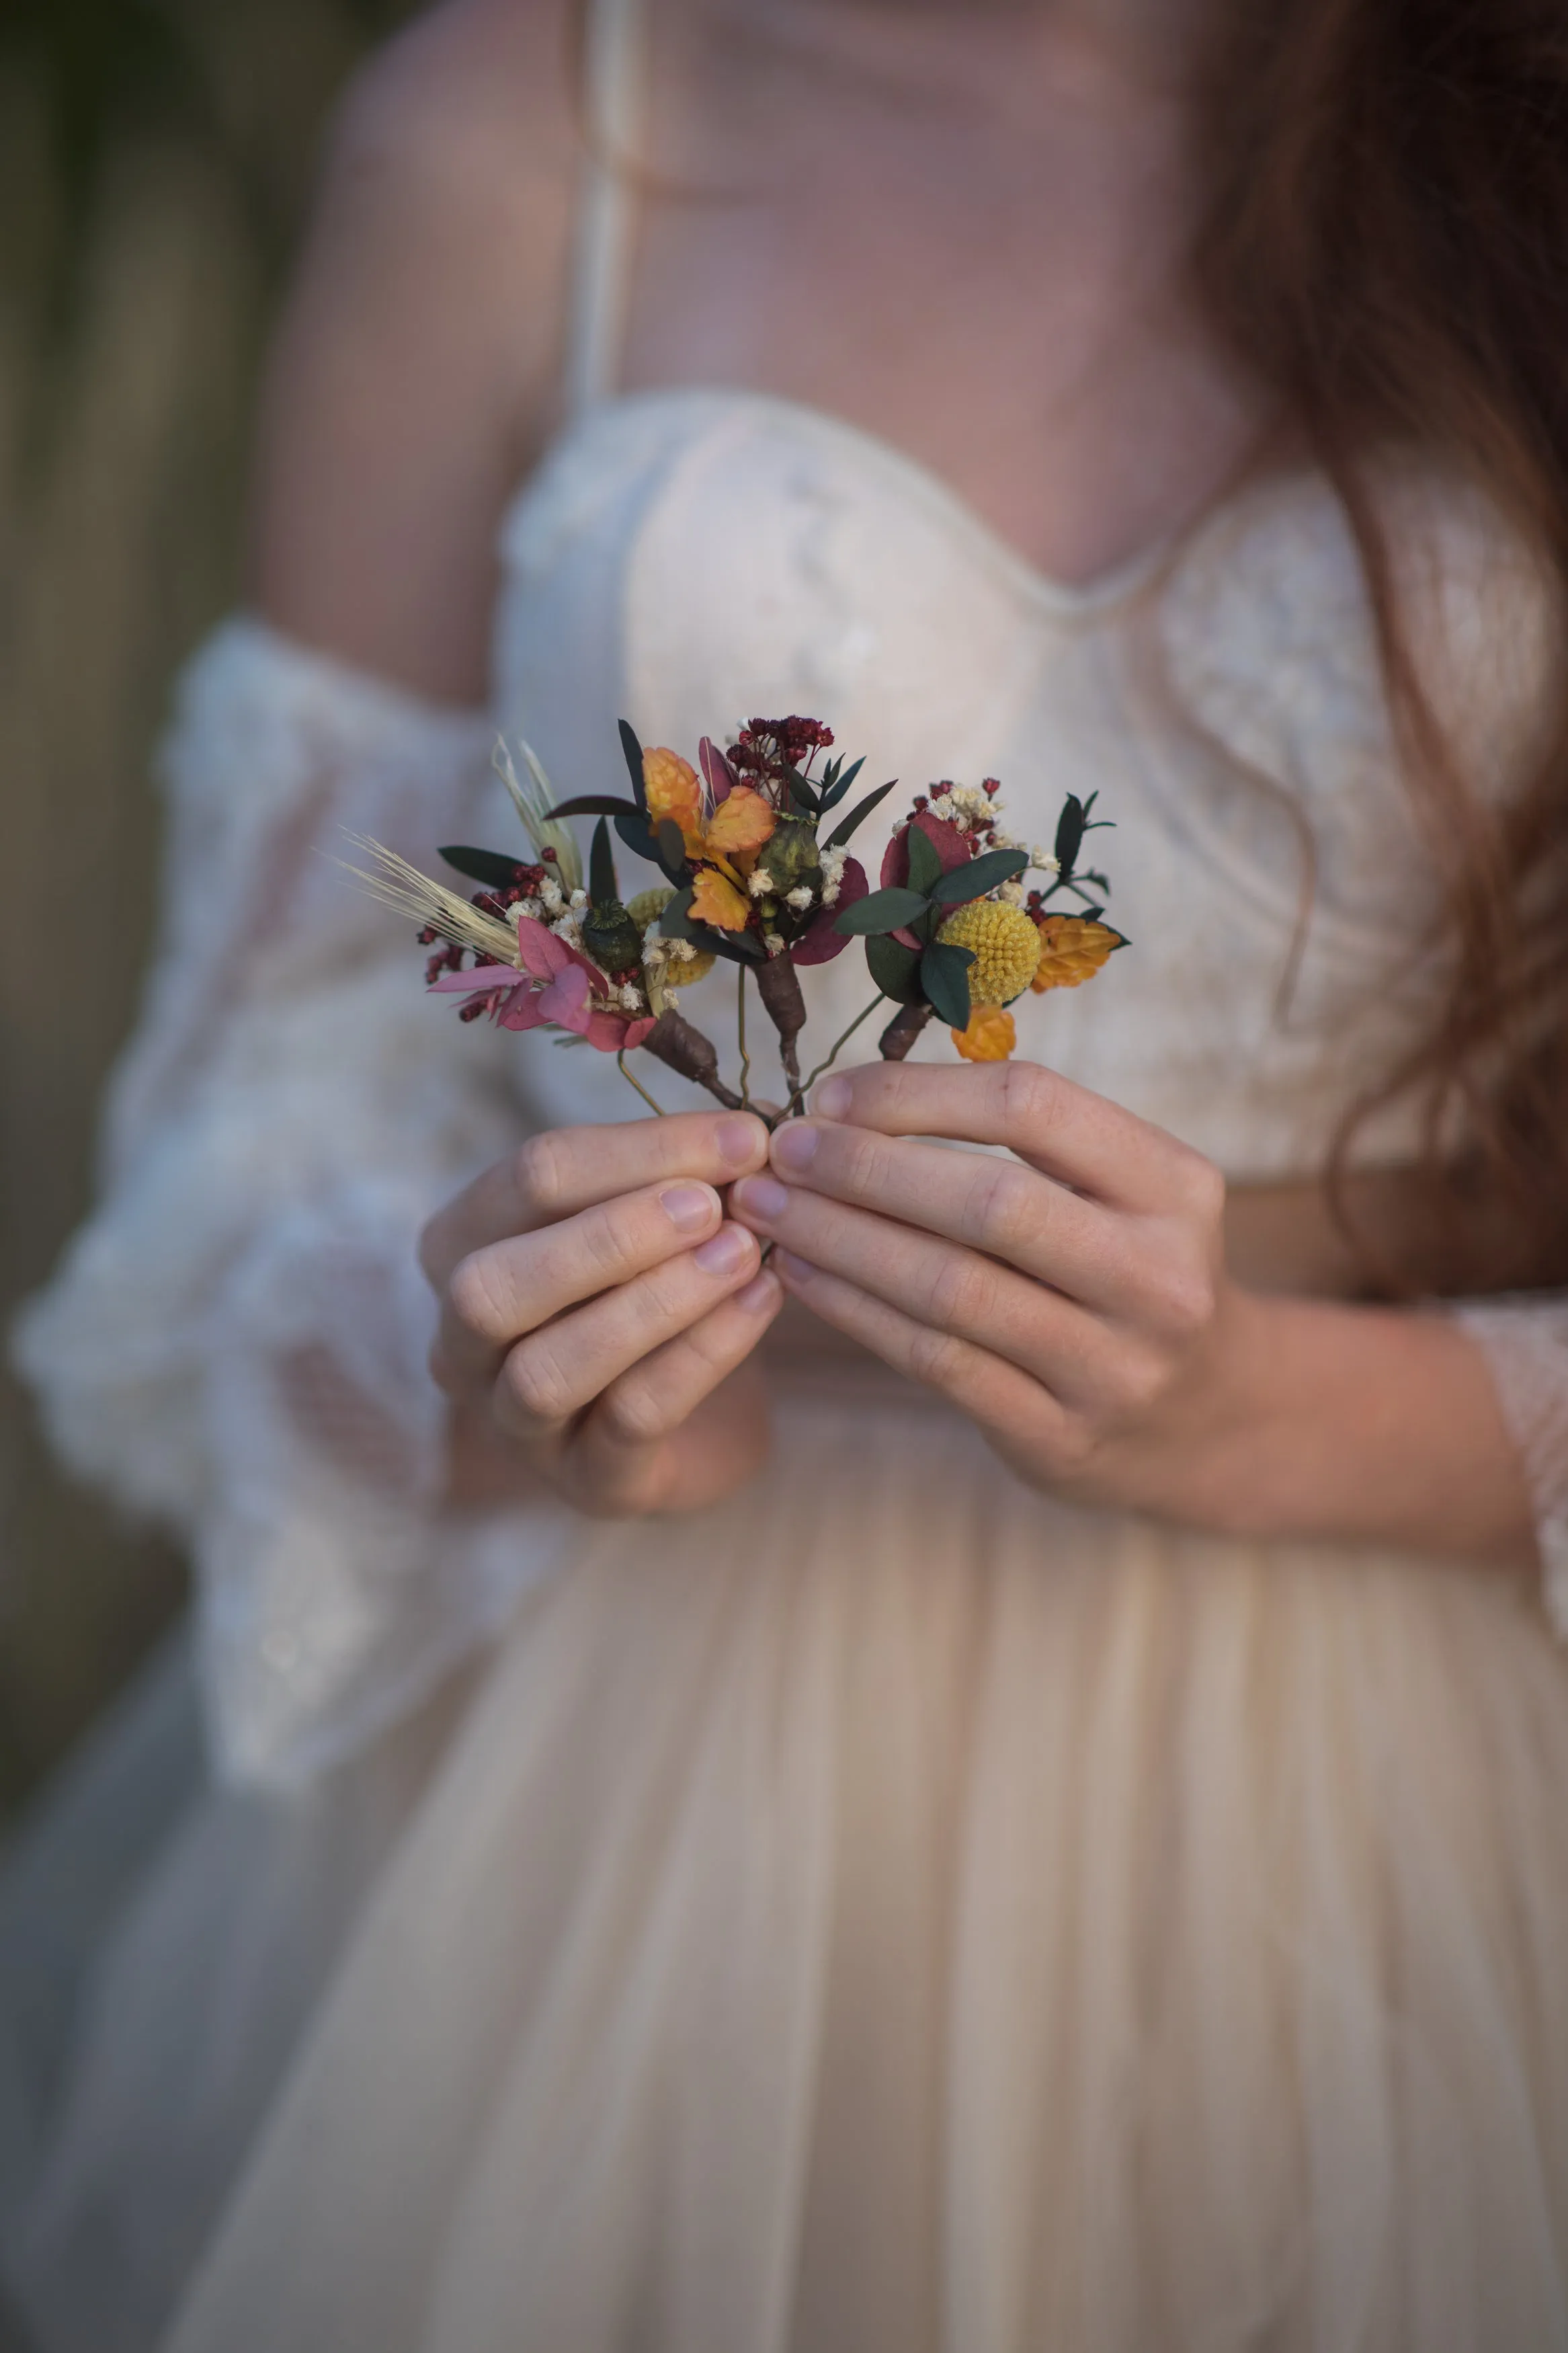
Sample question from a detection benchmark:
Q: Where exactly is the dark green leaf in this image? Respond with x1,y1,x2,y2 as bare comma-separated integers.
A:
866,932,923,1004
655,818,689,879
613,809,660,865
905,823,944,895
699,923,764,963
439,844,524,889
834,886,928,936
1054,793,1088,875
817,755,866,812
589,817,618,907
618,719,647,807
781,764,820,816
1081,869,1111,895
657,883,697,939
920,941,974,1029
930,847,1029,904
823,778,897,849
545,794,639,821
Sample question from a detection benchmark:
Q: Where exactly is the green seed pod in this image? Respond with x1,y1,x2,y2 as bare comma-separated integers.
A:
581,903,644,975
756,817,821,896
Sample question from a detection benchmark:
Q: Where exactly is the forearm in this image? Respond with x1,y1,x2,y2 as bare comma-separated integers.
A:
1176,1290,1537,1566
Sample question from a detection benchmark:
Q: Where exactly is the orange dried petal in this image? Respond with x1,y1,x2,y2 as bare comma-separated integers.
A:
643,747,704,849
702,785,777,862
690,867,753,931
952,1004,1016,1062
1031,915,1120,992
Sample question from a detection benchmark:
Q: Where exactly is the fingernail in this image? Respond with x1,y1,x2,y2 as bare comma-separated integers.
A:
736,1271,780,1314
732,1173,790,1221
693,1223,752,1276
815,1076,851,1120
716,1115,764,1168
772,1122,819,1172
661,1183,717,1234
774,1248,815,1287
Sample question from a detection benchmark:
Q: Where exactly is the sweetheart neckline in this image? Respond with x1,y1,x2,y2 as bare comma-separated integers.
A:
499,383,1184,620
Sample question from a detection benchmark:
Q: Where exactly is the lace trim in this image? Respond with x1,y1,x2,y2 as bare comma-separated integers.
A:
1448,1297,1568,1633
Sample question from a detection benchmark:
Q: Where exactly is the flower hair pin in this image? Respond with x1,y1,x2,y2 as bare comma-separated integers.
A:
348,715,1126,1123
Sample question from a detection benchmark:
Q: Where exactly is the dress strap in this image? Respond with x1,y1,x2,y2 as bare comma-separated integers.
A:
561,0,647,417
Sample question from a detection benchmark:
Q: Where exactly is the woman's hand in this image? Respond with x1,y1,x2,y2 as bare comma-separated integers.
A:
730,1060,1246,1521
728,1059,1538,1560
420,1111,781,1518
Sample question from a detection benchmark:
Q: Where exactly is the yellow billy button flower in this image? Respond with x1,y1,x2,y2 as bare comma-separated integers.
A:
935,898,1044,1005
1031,914,1121,992
952,1004,1016,1062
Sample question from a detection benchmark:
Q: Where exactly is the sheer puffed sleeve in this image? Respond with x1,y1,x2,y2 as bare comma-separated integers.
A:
1446,1298,1568,1630
13,620,574,1794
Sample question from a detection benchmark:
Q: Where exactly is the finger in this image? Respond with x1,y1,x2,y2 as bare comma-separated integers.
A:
731,1174,1121,1400
770,1248,1061,1453
811,1062,1216,1217
581,1270,784,1478
435,1177,725,1393
762,1117,1133,1310
493,1222,763,1441
419,1111,770,1287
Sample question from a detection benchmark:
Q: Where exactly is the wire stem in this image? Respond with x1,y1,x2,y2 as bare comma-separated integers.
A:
737,966,753,1108
787,995,886,1115
617,1050,667,1115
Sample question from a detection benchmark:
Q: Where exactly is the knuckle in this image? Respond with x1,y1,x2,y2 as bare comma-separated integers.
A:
999,1058,1057,1138
1108,1345,1169,1417
597,1377,671,1449
926,1248,999,1333
1153,1259,1216,1338
446,1249,514,1345
838,1127,895,1197
512,1130,566,1218
968,1158,1038,1252
500,1337,574,1429
583,1194,656,1282
1173,1148,1226,1226
907,1320,968,1391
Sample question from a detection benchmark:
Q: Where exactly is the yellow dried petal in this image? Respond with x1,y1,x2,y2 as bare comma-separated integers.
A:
643,747,703,848
936,899,1044,1004
952,1004,1016,1062
702,786,777,862
690,868,753,930
1031,915,1120,992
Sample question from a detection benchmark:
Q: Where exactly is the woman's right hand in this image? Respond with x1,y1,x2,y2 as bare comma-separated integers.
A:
419,1111,781,1517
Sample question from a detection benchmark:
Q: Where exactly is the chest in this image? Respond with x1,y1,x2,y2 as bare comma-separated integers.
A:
621,0,1262,587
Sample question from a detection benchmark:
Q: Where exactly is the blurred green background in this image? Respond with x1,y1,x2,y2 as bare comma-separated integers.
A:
0,0,419,1821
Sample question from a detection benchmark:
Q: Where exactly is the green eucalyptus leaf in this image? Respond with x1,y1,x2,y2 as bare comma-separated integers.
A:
613,809,660,865
817,754,866,812
920,940,974,1029
781,764,821,816
822,777,897,849
834,885,928,936
1054,793,1088,874
866,932,922,1004
930,846,1029,904
905,823,944,895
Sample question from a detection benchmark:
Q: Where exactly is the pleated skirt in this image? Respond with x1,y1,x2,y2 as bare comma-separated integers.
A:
7,1393,1568,2353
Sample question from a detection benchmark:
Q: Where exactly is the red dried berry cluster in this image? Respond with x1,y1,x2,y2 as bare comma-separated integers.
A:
726,715,835,788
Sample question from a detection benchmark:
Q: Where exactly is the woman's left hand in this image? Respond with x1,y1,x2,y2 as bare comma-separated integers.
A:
730,1057,1268,1526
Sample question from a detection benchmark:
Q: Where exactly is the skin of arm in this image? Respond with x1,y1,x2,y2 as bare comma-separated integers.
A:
729,1061,1538,1567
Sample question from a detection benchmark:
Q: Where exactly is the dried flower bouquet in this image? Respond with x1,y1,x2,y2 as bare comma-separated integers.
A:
352,715,1126,1123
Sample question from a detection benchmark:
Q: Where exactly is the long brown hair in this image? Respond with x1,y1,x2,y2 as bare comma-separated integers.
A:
1194,0,1568,1292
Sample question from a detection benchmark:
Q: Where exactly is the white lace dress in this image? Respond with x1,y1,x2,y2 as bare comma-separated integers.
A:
4,374,1568,2353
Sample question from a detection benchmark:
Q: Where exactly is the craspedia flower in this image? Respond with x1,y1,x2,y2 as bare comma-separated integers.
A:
1031,915,1122,992
936,899,1043,1004
628,888,714,987
952,1004,1016,1062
